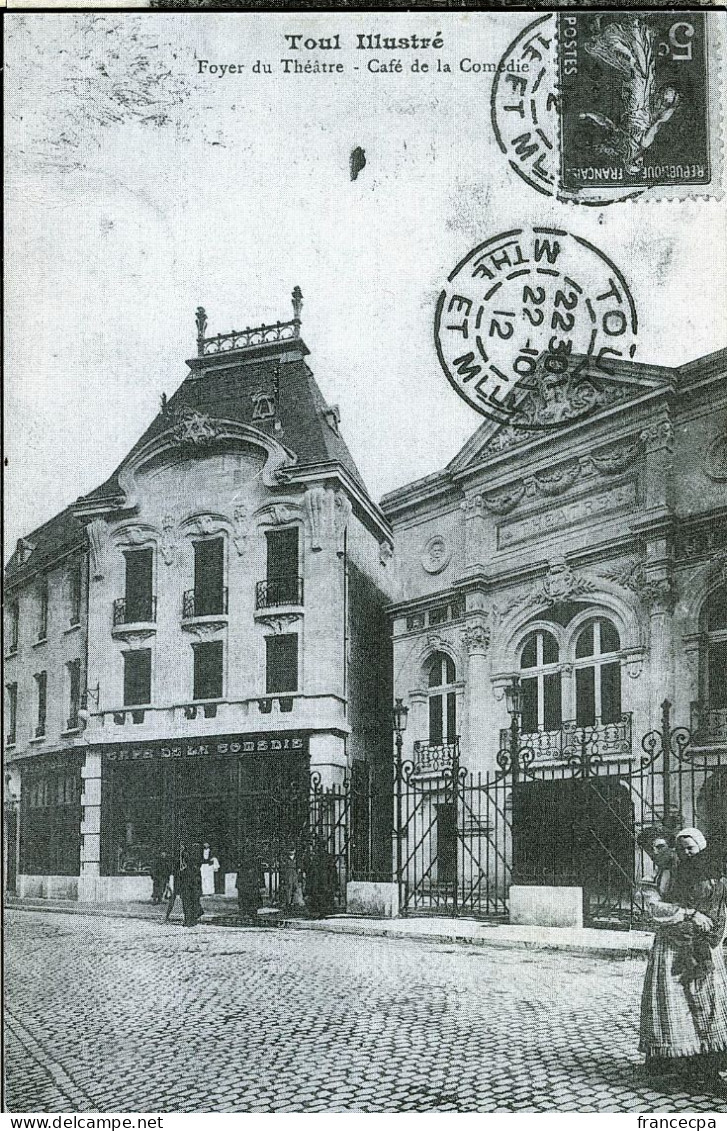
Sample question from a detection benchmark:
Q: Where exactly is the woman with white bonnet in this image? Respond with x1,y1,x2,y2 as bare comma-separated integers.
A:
640,826,727,1097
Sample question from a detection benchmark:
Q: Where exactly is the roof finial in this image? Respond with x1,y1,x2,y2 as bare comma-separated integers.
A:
291,286,303,326
195,306,208,355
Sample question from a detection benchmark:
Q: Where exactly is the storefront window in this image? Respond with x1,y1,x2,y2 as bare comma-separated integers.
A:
20,757,82,875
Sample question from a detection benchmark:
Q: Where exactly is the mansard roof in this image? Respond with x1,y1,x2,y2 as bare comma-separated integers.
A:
7,322,368,586
76,343,365,509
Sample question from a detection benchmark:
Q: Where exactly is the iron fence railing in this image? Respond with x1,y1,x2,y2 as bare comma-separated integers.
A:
255,576,304,609
182,588,228,619
113,596,157,626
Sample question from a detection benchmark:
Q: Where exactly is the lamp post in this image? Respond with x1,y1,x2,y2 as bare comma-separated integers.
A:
392,698,409,905
504,677,523,786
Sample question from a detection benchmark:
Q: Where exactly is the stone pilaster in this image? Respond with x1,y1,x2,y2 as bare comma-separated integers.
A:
461,616,491,770
78,750,102,902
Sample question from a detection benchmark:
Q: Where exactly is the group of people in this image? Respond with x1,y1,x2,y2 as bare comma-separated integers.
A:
151,834,339,927
639,825,727,1098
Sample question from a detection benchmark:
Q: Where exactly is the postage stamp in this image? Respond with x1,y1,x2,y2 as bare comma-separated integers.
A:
560,13,710,193
434,226,638,429
492,12,721,203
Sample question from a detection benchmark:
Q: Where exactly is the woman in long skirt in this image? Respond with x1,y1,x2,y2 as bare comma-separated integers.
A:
640,827,727,1097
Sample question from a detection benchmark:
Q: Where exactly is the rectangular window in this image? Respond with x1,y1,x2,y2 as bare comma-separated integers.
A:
429,695,443,745
193,640,224,700
543,672,563,731
6,683,18,744
35,671,47,736
67,659,82,730
601,662,622,725
521,677,538,734
8,600,19,653
123,650,152,706
265,634,298,694
38,577,49,641
193,538,225,617
124,549,154,623
576,667,596,728
69,559,83,626
446,691,457,743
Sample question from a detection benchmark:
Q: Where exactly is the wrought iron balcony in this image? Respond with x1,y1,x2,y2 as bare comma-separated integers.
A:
499,714,633,762
413,739,459,775
198,319,300,357
182,588,228,619
255,576,304,609
690,701,727,746
113,597,157,626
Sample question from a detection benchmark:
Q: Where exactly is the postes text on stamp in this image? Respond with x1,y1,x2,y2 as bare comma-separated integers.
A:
434,227,637,429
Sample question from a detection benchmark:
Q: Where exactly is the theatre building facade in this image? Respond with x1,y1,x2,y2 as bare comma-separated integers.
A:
381,349,727,922
5,293,395,901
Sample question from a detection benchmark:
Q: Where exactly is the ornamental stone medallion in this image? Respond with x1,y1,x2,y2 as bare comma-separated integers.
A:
422,535,451,574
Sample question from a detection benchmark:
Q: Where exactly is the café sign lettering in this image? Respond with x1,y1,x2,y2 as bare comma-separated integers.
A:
103,732,307,763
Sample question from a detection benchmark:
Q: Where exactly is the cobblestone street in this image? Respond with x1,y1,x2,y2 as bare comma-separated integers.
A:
5,909,726,1114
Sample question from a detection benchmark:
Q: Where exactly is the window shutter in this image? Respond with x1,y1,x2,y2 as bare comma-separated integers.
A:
193,640,224,700
266,529,299,579
124,550,153,622
194,538,225,616
123,650,152,706
265,634,298,694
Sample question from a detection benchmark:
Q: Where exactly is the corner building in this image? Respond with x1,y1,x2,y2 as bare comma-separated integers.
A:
5,293,395,901
381,350,727,919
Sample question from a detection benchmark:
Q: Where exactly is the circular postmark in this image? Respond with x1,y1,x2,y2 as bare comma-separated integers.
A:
434,226,638,429
491,16,641,206
491,16,559,200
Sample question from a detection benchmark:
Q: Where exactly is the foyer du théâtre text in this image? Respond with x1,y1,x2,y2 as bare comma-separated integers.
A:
195,33,530,77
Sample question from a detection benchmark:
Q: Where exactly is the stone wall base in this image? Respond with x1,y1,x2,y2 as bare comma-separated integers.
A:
509,885,583,928
346,881,399,918
17,875,79,900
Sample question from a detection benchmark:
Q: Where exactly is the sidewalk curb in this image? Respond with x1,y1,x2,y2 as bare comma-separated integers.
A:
5,898,653,959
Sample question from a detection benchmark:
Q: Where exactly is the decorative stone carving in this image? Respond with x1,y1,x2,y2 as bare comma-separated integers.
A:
601,557,646,592
421,535,452,574
588,437,641,475
624,649,646,679
120,525,153,547
112,627,156,646
259,503,296,527
185,513,224,538
640,420,674,453
379,541,394,567
173,406,222,449
462,495,486,521
231,505,248,556
640,577,678,615
304,486,351,554
160,515,177,566
482,482,526,513
182,622,226,642
537,556,597,605
87,519,108,580
252,390,276,422
258,614,302,634
461,619,490,655
195,306,208,345
524,460,580,498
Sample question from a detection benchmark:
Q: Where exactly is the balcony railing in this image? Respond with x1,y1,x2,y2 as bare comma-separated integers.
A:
113,596,157,626
499,714,633,762
412,739,459,775
182,588,228,619
690,701,727,746
255,576,304,609
199,319,299,357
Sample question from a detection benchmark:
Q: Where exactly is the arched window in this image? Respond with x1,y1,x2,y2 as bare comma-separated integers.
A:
520,630,561,734
705,587,727,710
574,618,621,727
427,652,457,745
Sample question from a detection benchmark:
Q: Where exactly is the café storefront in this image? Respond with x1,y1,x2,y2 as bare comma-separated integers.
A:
100,732,312,887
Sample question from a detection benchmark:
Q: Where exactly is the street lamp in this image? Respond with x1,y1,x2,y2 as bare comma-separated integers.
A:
505,676,523,786
392,698,409,903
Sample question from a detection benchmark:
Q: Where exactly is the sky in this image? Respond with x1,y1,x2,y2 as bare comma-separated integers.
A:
5,10,727,557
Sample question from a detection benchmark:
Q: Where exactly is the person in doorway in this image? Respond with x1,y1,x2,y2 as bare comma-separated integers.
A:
305,835,338,919
236,845,263,922
281,842,305,914
200,842,220,897
150,848,171,905
639,827,727,1097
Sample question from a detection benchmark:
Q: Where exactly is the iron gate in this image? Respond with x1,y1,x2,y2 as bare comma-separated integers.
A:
392,702,726,928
